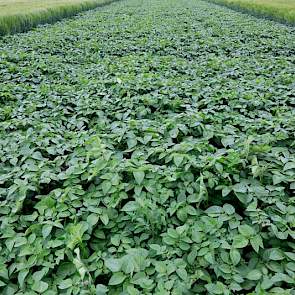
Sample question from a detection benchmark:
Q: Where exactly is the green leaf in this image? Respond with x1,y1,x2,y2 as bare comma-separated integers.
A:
96,284,108,295
58,279,73,289
233,183,247,193
32,268,49,282
205,282,225,294
105,258,122,272
223,204,235,215
246,270,262,280
261,277,273,289
32,281,49,293
87,214,99,226
18,269,29,288
187,248,198,265
133,171,145,185
73,248,87,280
269,249,284,260
127,138,137,149
110,235,120,246
238,224,255,237
176,268,188,280
100,213,109,225
3,285,17,295
204,252,215,264
102,180,112,194
109,272,126,285
222,187,231,197
66,223,88,249
169,128,179,138
121,201,138,212
42,224,53,238
174,154,184,167
221,136,235,147
285,252,295,261
205,206,223,215
0,266,9,280
232,235,248,248
167,228,178,239
250,235,263,253
163,236,176,245
230,249,241,265
283,162,295,171
191,229,204,243
121,258,135,274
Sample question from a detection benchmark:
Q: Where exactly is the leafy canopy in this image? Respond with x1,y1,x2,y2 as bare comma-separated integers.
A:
0,0,295,294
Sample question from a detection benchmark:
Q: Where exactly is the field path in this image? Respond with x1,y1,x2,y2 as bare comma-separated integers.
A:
0,0,295,293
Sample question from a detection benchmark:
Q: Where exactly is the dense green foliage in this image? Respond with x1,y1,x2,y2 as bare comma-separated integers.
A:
0,0,295,294
0,0,115,36
209,0,295,25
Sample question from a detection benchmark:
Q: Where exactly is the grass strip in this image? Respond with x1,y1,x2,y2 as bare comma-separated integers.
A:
207,0,295,25
0,0,116,35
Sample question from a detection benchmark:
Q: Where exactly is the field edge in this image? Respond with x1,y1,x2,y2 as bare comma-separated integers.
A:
205,0,295,25
0,0,118,36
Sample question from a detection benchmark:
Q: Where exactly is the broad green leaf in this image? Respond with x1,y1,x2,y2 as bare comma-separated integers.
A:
122,201,138,212
127,138,137,149
261,277,273,289
109,272,126,285
176,268,188,280
205,282,226,294
105,258,122,272
250,235,263,253
58,279,73,289
174,154,184,167
222,187,231,197
100,213,109,226
133,171,145,185
230,249,241,265
102,180,112,194
42,224,53,238
96,284,108,295
87,214,99,226
233,183,247,193
283,162,295,171
246,270,262,280
0,267,9,280
223,204,235,215
32,268,49,282
18,269,29,288
232,235,248,248
285,252,295,261
32,281,48,293
121,258,135,274
238,224,255,237
191,229,204,243
269,249,284,260
205,206,223,215
221,136,235,147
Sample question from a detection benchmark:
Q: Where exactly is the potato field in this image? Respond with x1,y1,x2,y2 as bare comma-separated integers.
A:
0,0,295,294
